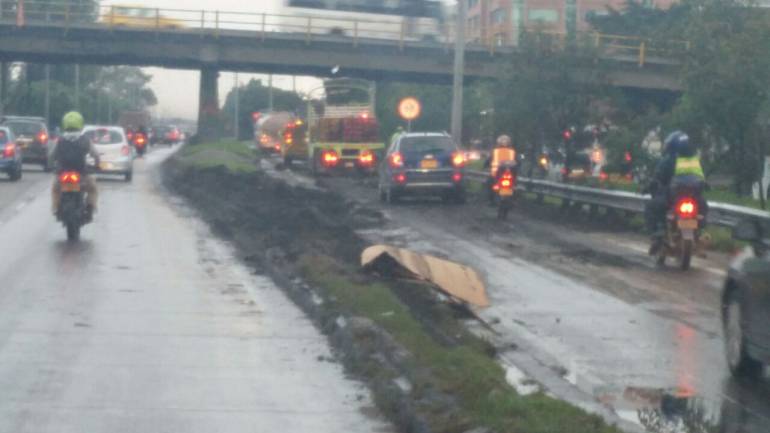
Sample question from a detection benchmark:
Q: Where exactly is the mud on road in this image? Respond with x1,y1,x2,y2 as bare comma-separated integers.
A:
162,156,626,433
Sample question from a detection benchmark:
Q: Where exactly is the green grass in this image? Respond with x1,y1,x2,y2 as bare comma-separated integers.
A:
300,255,622,433
177,140,257,173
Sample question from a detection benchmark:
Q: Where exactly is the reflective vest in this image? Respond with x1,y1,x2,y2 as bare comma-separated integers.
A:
491,147,516,177
674,156,705,179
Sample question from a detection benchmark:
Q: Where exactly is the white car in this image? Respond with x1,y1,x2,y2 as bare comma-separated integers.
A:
83,125,135,182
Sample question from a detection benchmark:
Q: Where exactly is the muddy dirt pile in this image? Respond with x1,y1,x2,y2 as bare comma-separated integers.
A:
162,159,471,433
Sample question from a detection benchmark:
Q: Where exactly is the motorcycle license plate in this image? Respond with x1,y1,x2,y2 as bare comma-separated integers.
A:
421,159,438,169
499,188,513,197
678,219,698,230
61,183,81,193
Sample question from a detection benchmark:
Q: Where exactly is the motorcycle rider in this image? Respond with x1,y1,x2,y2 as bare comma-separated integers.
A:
644,131,707,254
51,111,100,219
485,134,517,203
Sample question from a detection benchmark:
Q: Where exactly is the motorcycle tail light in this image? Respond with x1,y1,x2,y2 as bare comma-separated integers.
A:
3,144,14,158
59,171,81,184
452,172,463,183
676,198,698,219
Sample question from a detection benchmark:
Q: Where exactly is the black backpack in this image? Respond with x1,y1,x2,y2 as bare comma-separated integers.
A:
56,135,89,172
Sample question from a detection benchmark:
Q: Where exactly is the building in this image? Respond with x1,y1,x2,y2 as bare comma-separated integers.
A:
465,0,678,46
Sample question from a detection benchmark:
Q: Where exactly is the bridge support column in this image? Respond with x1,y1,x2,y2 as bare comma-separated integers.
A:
0,62,7,117
197,67,221,143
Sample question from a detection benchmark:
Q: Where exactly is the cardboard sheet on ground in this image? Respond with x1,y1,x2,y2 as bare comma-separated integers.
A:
361,245,489,308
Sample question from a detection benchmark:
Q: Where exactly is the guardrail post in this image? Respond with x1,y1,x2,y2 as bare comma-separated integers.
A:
109,5,114,30
399,20,405,51
215,10,219,38
638,41,646,67
155,8,160,33
64,2,70,33
200,10,204,36
353,21,358,47
305,16,311,44
594,32,600,48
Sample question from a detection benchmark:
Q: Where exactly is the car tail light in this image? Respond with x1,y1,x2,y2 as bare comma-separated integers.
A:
321,150,339,167
284,132,293,145
359,150,375,166
452,152,466,168
389,152,404,168
676,197,698,219
452,172,463,183
37,131,48,145
599,172,609,182
274,144,281,152
121,145,130,156
59,171,81,184
394,173,407,184
3,144,14,158
561,167,568,176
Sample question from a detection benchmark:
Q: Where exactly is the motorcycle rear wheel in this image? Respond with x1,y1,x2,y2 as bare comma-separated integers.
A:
66,222,80,242
680,240,693,270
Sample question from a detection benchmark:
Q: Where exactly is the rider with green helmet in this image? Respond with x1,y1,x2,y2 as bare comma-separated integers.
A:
51,111,100,218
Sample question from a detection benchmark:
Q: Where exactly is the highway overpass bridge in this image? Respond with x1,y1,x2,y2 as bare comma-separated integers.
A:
0,11,681,137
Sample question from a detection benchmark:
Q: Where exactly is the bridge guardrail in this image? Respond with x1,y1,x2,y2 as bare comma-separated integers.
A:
0,0,688,63
466,170,770,228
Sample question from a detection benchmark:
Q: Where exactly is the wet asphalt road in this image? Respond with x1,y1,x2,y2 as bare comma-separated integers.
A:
279,164,770,433
0,151,392,433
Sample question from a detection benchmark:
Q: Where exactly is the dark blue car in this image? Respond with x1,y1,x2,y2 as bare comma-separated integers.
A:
378,132,466,204
0,127,22,181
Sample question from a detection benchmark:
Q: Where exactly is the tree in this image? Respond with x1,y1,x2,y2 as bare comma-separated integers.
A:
491,31,609,170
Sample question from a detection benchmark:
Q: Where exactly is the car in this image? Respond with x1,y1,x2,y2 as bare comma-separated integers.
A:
82,126,135,182
0,116,52,171
0,127,22,181
378,132,466,204
153,125,182,145
722,219,770,377
101,5,184,29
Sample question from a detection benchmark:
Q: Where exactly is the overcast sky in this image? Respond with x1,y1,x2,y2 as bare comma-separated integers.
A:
102,0,323,120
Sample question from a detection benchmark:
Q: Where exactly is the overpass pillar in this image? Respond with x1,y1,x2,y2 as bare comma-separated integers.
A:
197,67,221,142
0,62,7,117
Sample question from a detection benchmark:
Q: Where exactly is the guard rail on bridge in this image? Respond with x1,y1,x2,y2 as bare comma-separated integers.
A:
467,170,770,228
0,0,688,66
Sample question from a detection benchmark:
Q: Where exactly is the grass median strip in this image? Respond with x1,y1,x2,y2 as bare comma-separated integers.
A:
179,140,257,173
300,255,622,433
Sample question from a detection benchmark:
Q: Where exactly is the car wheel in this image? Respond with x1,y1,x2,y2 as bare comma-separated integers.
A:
378,181,387,203
9,165,22,181
42,160,51,172
125,171,133,182
385,186,398,205
724,292,764,377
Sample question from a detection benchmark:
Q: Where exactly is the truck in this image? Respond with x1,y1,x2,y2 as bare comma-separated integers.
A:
118,111,151,132
308,104,384,176
253,112,308,165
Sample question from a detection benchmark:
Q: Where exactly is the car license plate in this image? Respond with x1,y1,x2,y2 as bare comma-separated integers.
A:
421,159,438,169
61,183,80,193
100,162,113,170
345,161,355,168
499,188,513,197
572,169,584,175
678,219,698,230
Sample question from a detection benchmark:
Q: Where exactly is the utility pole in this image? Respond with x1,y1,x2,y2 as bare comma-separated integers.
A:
268,73,274,112
233,73,240,140
450,0,466,144
0,62,7,117
44,64,50,125
74,64,80,110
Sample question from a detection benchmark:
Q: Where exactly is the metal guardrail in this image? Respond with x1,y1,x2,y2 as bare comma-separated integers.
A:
467,170,770,228
0,0,688,63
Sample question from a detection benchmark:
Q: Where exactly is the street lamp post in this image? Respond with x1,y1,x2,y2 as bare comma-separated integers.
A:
451,0,467,145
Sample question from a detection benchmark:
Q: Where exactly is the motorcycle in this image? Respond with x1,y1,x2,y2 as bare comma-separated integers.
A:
492,162,518,220
133,133,148,157
56,170,91,241
655,194,706,270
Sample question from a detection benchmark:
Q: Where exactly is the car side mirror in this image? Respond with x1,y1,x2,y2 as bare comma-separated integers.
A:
733,219,761,243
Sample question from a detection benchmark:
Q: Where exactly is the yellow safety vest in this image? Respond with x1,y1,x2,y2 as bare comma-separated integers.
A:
674,156,705,179
491,147,516,176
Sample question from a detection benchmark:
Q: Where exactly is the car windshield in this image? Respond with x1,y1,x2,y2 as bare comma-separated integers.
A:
5,121,41,136
84,129,123,145
400,136,454,153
